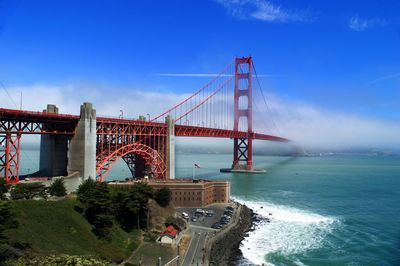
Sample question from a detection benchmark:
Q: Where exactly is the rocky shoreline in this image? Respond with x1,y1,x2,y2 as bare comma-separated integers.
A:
209,203,256,266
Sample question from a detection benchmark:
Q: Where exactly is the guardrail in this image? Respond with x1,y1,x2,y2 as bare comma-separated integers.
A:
163,255,179,266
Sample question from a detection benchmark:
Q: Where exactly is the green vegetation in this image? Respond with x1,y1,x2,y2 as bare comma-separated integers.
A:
76,180,172,238
4,200,140,263
0,177,9,200
0,201,18,264
128,241,176,266
111,183,155,231
48,178,67,197
0,201,17,241
165,216,186,231
10,183,47,200
8,255,109,266
154,187,172,207
77,179,114,239
0,180,172,264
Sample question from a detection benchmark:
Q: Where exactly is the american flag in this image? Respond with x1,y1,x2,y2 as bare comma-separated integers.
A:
194,163,201,168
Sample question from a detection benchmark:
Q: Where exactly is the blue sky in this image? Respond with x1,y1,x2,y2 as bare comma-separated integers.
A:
0,0,399,148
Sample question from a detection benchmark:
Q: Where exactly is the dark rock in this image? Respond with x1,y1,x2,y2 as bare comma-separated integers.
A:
209,204,254,266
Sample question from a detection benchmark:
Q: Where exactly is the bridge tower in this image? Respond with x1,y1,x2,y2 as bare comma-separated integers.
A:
232,56,254,171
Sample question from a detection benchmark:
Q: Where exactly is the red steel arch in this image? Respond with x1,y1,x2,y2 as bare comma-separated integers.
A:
96,143,166,182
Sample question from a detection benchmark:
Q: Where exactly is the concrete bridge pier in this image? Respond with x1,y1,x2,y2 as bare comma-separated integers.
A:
67,103,96,188
39,104,69,176
166,115,175,179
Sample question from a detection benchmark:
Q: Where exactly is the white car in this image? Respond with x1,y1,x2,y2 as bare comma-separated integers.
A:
182,212,189,220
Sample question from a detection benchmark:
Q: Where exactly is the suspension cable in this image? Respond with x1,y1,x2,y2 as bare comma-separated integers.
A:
252,63,281,135
151,61,234,122
0,80,36,173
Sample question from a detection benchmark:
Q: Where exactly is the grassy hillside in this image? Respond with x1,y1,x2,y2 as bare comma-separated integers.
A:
5,199,140,263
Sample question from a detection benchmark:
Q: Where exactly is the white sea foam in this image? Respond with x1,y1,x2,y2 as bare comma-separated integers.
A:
233,197,340,266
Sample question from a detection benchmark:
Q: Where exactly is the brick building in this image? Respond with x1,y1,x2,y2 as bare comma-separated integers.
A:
109,179,230,207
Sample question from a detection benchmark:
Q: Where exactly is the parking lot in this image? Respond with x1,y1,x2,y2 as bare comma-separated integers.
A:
177,202,237,229
177,203,238,265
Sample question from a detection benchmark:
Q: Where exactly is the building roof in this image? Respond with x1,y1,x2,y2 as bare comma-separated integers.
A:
161,225,177,238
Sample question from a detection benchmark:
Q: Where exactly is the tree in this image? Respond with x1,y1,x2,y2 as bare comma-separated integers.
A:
76,178,97,205
48,178,67,197
0,178,9,200
0,201,18,264
10,183,47,200
129,183,155,229
77,179,113,239
0,201,17,242
112,190,140,230
154,187,171,207
110,183,155,230
130,183,154,200
165,216,186,231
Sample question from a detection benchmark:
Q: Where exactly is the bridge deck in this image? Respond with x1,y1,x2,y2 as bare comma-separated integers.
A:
0,108,288,141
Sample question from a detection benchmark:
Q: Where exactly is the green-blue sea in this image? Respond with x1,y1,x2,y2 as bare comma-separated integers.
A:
20,151,400,266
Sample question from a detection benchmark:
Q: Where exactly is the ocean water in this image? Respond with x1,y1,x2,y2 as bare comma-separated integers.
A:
19,150,400,265
174,153,400,266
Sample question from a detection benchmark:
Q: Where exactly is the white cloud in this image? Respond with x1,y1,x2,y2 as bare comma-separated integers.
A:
215,0,310,23
348,14,386,31
253,94,400,150
1,83,189,119
1,83,399,150
366,72,400,85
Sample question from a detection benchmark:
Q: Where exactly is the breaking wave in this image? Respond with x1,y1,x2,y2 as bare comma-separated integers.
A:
234,197,340,265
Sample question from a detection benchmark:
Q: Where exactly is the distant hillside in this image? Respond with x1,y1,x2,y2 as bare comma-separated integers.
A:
5,199,140,263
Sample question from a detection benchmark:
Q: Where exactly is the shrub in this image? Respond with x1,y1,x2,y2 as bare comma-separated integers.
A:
48,178,67,197
10,183,47,200
91,214,114,240
6,255,109,266
154,187,171,207
0,178,9,200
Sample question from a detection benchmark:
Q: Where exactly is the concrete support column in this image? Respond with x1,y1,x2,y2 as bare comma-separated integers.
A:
67,103,96,181
39,104,69,176
165,115,175,179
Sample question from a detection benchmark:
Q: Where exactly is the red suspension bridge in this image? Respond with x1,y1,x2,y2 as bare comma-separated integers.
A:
0,57,288,184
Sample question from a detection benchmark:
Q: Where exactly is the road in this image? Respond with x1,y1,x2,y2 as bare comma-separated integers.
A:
178,203,237,266
181,227,212,266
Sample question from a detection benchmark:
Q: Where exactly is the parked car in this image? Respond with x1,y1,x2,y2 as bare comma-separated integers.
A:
191,217,197,222
220,220,229,225
224,210,233,215
205,210,214,217
211,223,223,229
182,212,189,220
195,209,205,216
221,217,230,222
221,215,230,221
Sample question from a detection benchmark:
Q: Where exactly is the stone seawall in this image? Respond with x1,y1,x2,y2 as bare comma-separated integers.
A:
208,203,254,266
